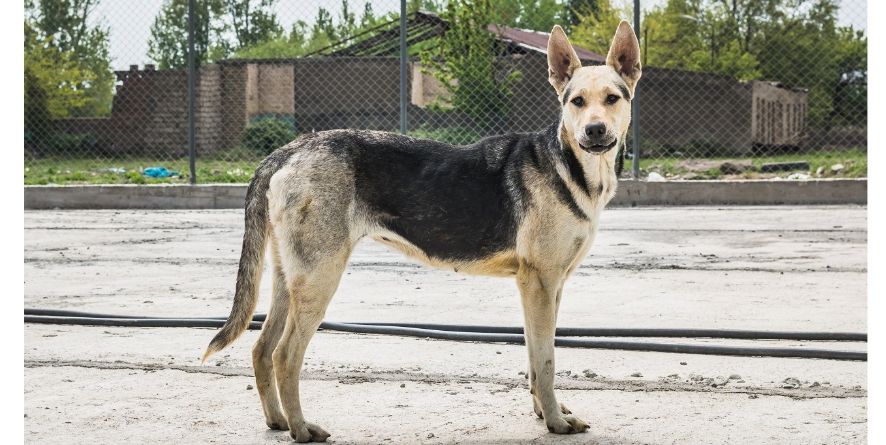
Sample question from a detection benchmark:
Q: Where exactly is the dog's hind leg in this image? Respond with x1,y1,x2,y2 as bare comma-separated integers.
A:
268,185,354,442
272,247,350,443
517,261,589,434
252,232,291,431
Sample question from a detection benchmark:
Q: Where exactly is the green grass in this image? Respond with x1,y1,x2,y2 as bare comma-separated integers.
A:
24,156,264,185
24,148,867,185
627,148,867,179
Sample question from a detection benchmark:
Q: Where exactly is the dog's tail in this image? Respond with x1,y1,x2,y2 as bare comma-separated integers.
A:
202,168,274,363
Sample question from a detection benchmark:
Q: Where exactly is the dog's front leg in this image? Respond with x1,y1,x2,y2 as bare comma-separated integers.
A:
517,263,589,434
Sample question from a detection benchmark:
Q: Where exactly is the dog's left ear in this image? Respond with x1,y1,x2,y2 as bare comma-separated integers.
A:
547,25,582,96
606,21,642,94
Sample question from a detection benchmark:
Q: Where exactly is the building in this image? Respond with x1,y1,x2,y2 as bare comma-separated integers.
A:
48,12,808,157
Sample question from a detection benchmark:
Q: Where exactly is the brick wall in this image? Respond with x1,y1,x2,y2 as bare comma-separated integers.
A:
48,57,807,157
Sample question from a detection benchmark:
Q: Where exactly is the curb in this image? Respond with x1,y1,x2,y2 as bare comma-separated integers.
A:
24,179,866,210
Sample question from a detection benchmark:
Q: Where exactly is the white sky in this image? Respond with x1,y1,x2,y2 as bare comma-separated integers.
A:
90,0,867,70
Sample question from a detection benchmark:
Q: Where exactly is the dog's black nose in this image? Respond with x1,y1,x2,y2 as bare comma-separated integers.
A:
584,122,607,138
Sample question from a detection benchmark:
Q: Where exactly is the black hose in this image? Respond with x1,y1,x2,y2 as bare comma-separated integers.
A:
24,309,867,361
24,309,866,341
347,321,867,341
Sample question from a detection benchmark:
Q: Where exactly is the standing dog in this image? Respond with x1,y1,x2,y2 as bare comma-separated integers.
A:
203,22,641,442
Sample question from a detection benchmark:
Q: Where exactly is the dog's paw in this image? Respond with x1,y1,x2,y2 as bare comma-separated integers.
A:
290,421,331,443
533,401,572,418
545,415,589,434
266,419,288,431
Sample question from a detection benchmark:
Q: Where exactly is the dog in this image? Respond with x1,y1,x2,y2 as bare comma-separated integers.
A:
203,21,641,442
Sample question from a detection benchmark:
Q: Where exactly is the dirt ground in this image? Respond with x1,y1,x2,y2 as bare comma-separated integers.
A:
24,206,867,444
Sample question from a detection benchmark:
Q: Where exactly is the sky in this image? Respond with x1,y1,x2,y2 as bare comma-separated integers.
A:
90,0,867,71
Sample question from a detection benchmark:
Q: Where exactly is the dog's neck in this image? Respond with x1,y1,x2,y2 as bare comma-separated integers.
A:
532,121,620,212
549,121,619,184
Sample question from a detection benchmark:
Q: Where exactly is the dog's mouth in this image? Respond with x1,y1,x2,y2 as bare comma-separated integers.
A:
578,139,618,154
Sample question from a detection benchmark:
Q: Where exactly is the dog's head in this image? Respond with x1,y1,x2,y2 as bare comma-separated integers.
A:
547,21,641,155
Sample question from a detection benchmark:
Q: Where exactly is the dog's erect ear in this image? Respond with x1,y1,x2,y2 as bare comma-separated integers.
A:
547,25,582,96
606,21,642,93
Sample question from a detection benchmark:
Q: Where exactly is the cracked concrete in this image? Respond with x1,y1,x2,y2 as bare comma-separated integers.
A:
24,207,867,444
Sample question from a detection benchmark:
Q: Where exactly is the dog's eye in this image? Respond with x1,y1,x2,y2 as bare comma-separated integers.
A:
606,94,620,105
570,96,584,107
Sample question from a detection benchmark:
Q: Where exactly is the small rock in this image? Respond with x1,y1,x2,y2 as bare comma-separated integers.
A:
646,172,666,182
427,433,435,439
816,166,825,176
761,161,809,173
831,163,845,173
679,362,687,366
810,381,821,387
246,385,253,390
748,394,759,399
400,383,406,388
782,377,801,389
786,173,810,180
495,351,501,355
728,374,742,380
582,369,597,378
630,372,643,378
719,161,753,175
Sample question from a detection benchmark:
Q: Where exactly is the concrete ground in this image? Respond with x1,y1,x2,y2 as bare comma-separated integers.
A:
24,206,867,444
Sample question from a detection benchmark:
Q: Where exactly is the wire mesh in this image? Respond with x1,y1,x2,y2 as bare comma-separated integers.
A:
23,0,866,185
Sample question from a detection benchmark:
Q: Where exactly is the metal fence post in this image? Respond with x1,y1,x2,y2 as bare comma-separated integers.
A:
399,0,408,134
631,0,641,179
187,0,197,184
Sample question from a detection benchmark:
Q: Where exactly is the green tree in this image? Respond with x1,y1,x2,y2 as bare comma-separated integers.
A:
360,2,377,28
569,0,629,56
751,0,866,125
24,0,114,117
563,0,598,31
148,0,282,68
233,2,390,59
147,0,225,69
420,0,521,128
223,0,283,49
491,0,563,32
313,7,338,42
571,0,866,127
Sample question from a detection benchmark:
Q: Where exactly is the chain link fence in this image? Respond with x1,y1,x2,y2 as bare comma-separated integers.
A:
24,0,866,185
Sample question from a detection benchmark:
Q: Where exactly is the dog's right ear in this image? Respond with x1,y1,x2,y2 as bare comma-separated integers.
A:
547,25,582,96
606,20,642,93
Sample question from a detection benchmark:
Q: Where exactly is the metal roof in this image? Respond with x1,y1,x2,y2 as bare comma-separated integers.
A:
487,24,606,63
309,11,605,63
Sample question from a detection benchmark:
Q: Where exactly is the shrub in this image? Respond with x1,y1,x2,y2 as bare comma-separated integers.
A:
47,132,97,154
241,117,296,156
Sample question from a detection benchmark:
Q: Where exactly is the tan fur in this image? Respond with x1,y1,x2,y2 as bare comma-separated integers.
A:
205,21,641,442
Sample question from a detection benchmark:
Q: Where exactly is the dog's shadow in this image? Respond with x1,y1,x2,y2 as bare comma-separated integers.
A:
261,428,650,445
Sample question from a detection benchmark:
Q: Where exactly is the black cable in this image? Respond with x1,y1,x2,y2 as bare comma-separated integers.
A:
346,321,867,341
24,309,867,361
319,321,867,361
24,308,867,341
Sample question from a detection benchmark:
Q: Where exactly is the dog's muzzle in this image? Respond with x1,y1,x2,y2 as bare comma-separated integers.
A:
579,139,618,154
580,122,617,154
